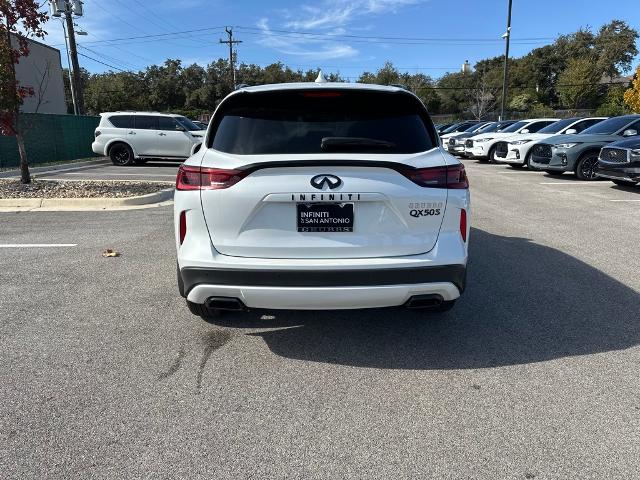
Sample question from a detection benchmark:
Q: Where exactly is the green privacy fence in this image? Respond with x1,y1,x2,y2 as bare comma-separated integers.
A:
0,113,100,169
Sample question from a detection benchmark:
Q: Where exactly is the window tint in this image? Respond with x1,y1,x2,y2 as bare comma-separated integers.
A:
211,90,436,154
108,115,133,128
175,117,202,132
502,121,528,133
525,121,555,133
538,118,578,134
134,116,158,130
573,118,603,132
582,117,639,135
157,116,179,131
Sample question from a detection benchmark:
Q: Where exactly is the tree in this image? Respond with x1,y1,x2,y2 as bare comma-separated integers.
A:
0,1,48,184
594,20,639,80
557,57,601,109
623,66,640,113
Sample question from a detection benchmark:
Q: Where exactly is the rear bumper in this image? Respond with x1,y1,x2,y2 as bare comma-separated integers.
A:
91,141,105,156
182,264,466,309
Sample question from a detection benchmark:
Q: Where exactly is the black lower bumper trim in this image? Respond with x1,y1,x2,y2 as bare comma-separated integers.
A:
181,264,466,295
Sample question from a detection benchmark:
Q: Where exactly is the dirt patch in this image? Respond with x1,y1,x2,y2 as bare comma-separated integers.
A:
0,179,172,198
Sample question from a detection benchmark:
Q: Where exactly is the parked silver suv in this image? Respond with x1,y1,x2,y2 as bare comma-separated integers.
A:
92,112,206,166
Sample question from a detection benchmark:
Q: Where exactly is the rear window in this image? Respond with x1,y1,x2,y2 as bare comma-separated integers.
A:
538,118,578,134
502,121,528,133
108,115,133,128
210,90,436,154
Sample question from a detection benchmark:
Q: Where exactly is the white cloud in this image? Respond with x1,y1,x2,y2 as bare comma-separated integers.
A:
284,0,420,30
257,18,358,61
256,0,420,61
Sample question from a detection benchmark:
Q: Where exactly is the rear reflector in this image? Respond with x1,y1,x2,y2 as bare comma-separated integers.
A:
402,164,469,189
179,211,187,245
176,165,247,190
460,209,467,242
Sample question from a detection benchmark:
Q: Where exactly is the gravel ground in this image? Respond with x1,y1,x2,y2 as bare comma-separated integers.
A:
0,179,173,198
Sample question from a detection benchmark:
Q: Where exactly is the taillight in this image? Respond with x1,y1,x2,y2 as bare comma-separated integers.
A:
403,164,469,189
179,211,187,245
176,165,247,190
460,209,467,242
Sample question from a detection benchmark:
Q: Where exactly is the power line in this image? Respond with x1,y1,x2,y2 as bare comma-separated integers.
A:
51,26,228,47
77,52,129,72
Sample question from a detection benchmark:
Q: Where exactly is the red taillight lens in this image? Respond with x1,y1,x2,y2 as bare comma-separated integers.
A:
176,165,247,190
447,164,469,189
403,164,469,189
179,211,187,245
460,209,467,242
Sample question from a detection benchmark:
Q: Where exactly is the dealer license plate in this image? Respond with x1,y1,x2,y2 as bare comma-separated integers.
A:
297,203,354,232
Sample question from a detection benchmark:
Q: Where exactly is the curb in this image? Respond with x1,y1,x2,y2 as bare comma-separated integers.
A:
0,158,110,178
0,188,174,210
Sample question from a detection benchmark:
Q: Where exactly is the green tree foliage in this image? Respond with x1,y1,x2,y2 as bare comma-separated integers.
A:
78,19,638,119
557,57,601,109
596,85,630,116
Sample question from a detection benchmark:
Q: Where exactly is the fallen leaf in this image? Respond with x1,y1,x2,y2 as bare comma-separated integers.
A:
102,249,120,257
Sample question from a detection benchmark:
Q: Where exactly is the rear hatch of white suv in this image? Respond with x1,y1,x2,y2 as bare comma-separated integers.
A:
187,86,462,259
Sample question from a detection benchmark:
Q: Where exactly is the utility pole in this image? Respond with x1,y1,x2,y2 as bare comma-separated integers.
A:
60,19,77,115
64,1,84,114
219,27,242,89
500,0,513,121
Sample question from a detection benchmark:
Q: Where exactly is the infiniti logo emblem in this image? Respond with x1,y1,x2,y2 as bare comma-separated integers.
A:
310,174,342,190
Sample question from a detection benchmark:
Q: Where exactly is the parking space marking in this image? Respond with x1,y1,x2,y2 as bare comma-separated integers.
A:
66,172,177,177
0,244,78,248
539,181,614,186
609,199,640,202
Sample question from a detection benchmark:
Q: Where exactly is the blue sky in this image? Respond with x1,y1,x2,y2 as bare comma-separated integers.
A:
43,0,640,80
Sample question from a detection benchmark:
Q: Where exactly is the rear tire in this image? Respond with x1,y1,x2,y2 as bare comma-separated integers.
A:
487,146,498,163
109,143,135,166
575,152,600,180
612,179,638,186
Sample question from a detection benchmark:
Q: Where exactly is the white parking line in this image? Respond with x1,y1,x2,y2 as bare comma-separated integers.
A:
65,172,177,177
0,244,77,248
539,182,613,186
609,199,640,202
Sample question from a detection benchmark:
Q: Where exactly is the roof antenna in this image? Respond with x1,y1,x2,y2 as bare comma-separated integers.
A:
315,70,328,83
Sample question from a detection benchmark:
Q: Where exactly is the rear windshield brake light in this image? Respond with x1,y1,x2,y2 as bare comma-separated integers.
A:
402,164,469,189
176,165,247,190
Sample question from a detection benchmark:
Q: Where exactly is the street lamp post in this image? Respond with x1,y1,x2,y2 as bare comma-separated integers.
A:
500,0,513,121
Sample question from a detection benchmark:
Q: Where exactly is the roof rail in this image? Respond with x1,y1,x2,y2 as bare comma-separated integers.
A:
235,83,250,90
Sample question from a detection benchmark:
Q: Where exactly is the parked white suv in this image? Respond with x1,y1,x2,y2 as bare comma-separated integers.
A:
466,118,559,162
92,112,206,166
174,83,470,320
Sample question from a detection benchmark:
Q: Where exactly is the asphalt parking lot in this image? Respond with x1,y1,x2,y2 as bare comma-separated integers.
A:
1,159,639,478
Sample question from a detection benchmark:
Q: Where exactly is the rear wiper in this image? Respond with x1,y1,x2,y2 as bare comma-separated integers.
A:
321,137,396,151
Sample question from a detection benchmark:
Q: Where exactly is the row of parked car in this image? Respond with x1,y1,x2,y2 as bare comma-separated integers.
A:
435,115,640,186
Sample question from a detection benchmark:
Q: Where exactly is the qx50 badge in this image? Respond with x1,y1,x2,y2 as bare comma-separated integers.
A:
310,174,342,190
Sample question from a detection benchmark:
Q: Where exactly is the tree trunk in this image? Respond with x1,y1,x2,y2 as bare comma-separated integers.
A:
16,131,31,184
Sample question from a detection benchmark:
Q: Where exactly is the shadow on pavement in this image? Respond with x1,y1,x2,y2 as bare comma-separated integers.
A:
206,228,640,369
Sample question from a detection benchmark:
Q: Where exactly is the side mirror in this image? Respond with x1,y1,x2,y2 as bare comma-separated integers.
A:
622,129,638,137
520,129,530,134
175,125,186,132
565,128,578,135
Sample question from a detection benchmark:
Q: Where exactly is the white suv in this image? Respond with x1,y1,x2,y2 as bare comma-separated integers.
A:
174,83,470,320
92,112,206,166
